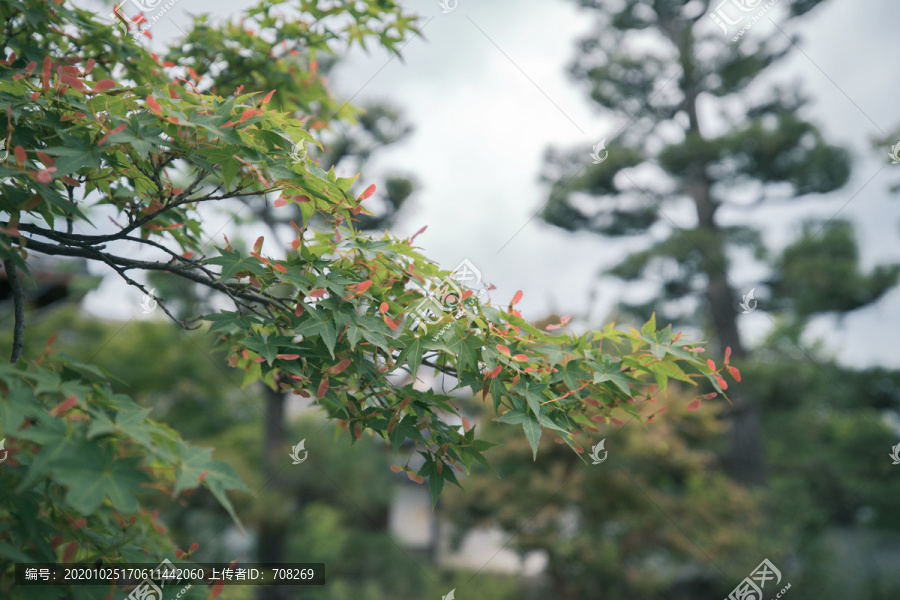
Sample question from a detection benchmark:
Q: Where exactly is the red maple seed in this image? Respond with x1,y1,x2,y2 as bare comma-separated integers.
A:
35,169,55,183
331,358,352,374
146,96,162,116
410,225,427,242
90,79,117,93
59,74,87,92
41,56,50,91
237,108,259,124
50,395,77,417
209,579,225,600
317,377,329,399
358,184,376,200
63,541,79,563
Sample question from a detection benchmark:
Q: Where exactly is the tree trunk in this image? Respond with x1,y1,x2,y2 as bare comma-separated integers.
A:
705,268,768,486
546,556,577,600
257,383,289,600
678,30,767,486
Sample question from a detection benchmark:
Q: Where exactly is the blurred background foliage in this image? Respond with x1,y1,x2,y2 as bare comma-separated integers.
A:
3,0,900,598
5,291,900,600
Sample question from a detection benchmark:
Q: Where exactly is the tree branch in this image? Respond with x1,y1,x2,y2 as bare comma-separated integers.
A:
13,234,292,316
5,179,262,246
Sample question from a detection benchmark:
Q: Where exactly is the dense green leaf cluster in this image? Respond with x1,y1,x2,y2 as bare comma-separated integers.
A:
0,352,238,599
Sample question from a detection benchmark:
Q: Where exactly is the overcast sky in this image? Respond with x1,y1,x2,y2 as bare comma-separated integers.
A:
83,0,900,369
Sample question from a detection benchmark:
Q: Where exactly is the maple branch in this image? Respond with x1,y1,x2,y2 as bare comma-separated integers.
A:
6,182,262,246
10,234,291,318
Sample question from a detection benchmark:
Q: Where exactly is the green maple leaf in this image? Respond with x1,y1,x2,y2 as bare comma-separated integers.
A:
522,413,542,460
174,442,251,532
206,247,266,281
591,355,642,396
294,309,337,357
53,442,150,515
396,332,429,379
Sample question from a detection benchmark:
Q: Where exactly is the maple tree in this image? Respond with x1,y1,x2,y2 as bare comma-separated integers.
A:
0,1,737,598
